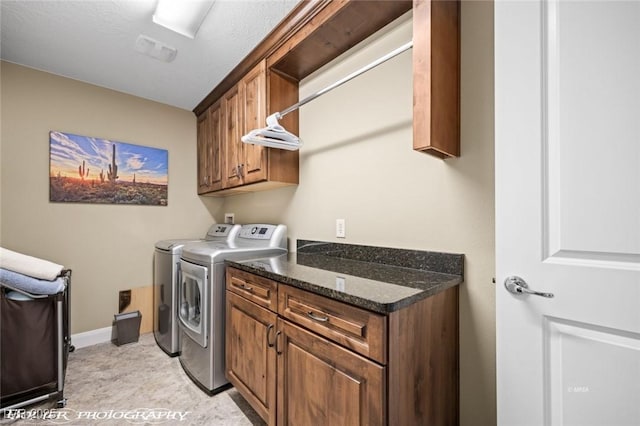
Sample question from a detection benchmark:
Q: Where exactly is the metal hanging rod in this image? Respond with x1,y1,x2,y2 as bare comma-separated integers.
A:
276,40,414,119
242,40,414,151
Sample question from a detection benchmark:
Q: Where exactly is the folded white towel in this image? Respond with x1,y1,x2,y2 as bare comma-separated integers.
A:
0,247,64,281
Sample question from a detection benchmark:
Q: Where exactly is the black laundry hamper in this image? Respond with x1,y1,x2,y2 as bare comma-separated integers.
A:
0,270,73,410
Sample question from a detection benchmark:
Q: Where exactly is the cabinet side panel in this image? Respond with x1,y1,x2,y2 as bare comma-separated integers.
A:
413,0,460,158
388,286,459,425
430,0,460,157
412,0,432,152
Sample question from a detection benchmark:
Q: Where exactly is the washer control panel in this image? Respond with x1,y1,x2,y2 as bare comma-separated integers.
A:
238,224,276,240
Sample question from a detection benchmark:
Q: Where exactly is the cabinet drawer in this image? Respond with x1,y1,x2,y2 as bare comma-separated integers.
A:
226,267,277,312
278,285,387,364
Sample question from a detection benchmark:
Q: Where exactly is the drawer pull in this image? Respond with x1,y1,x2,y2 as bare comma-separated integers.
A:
239,283,253,292
307,311,329,322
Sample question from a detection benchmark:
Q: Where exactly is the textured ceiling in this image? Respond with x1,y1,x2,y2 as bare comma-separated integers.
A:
0,0,300,110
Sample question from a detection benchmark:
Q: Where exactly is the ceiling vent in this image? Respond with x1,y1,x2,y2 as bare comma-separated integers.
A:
134,35,177,63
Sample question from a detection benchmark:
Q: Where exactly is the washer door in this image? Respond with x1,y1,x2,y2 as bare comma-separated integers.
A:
178,260,208,348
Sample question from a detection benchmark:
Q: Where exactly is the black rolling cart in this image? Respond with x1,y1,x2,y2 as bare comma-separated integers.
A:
0,269,74,410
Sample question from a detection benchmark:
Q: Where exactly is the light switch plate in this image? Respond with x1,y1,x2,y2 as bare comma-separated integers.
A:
336,218,346,238
336,276,346,291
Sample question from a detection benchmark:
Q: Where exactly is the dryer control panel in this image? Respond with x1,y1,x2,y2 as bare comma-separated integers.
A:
206,224,236,238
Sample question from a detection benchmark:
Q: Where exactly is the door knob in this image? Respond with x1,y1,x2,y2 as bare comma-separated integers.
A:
504,276,554,298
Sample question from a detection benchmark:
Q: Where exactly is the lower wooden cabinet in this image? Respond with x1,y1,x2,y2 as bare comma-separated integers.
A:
225,266,459,425
226,290,384,426
225,291,277,424
277,319,384,426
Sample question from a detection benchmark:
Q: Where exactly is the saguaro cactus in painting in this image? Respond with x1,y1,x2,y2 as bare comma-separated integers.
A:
78,160,89,180
107,144,119,183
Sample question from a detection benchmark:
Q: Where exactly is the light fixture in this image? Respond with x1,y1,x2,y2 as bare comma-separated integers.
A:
152,0,215,39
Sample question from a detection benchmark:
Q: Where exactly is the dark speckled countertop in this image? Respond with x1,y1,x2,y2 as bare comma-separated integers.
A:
225,240,464,314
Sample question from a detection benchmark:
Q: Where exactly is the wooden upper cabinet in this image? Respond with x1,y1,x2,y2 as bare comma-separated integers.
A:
198,60,299,196
196,110,211,194
208,102,224,191
195,0,460,195
222,84,244,189
196,103,223,194
267,1,412,80
240,60,268,185
413,0,460,158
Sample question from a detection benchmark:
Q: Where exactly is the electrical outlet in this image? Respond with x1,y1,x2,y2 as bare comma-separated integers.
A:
224,213,235,224
336,219,346,238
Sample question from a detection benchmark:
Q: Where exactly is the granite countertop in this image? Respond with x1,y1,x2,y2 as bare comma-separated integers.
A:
225,240,464,314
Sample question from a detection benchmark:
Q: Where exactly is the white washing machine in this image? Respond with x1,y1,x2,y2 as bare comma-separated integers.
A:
153,224,240,356
178,224,287,394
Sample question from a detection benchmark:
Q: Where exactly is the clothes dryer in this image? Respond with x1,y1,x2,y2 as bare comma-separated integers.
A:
178,224,287,393
153,224,240,356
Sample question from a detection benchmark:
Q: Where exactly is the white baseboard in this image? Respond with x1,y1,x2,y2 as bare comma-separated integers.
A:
71,326,112,349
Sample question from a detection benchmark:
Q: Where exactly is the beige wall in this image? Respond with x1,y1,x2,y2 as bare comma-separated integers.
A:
0,62,223,333
221,3,495,425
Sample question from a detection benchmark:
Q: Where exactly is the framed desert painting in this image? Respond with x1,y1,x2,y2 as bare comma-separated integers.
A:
49,131,168,205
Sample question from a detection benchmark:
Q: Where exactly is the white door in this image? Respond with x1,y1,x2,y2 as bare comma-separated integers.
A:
495,1,640,425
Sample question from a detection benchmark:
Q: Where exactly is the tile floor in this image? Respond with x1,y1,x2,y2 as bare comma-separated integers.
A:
1,333,264,425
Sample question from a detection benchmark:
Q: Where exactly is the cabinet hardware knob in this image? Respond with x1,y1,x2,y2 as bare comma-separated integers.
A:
307,311,329,322
239,283,253,292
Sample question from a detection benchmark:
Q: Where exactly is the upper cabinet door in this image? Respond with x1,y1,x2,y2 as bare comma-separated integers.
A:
208,101,224,191
197,102,223,194
241,60,268,185
222,85,244,189
196,110,211,194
